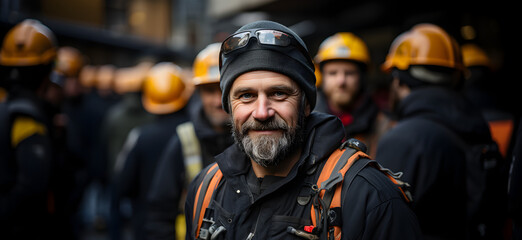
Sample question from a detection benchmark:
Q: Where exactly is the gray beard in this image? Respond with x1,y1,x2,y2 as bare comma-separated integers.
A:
232,114,304,168
239,129,291,167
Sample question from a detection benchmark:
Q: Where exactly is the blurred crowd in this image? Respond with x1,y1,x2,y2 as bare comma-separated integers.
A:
0,18,521,240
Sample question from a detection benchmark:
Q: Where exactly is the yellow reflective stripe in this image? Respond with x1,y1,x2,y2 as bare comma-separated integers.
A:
176,214,186,240
11,116,47,147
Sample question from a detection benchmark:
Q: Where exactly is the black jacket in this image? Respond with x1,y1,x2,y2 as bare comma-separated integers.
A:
145,103,234,240
0,93,53,239
114,109,189,240
376,87,493,239
185,112,421,240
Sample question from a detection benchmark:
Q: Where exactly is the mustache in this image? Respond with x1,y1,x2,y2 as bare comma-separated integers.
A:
241,117,289,135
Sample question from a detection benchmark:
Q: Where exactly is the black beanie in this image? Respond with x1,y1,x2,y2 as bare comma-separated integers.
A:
219,20,316,113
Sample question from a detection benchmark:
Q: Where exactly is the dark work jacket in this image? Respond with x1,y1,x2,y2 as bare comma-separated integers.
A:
0,93,53,239
145,103,234,240
185,112,421,240
376,87,493,239
114,109,189,240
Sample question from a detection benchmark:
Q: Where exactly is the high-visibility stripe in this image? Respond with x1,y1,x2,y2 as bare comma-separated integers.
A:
11,116,46,147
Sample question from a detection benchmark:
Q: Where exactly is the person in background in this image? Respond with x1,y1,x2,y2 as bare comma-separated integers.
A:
100,61,156,240
113,62,193,240
0,19,56,239
376,23,507,239
102,61,155,176
145,43,234,240
461,43,517,159
48,45,92,239
314,32,390,157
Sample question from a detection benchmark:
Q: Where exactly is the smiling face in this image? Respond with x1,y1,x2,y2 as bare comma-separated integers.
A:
229,70,309,168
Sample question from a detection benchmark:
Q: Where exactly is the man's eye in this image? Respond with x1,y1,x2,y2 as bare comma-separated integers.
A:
239,93,253,100
345,70,358,76
326,70,337,76
272,91,287,99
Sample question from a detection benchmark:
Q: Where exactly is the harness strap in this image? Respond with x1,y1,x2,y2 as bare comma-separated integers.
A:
193,163,222,238
190,139,410,240
310,146,370,240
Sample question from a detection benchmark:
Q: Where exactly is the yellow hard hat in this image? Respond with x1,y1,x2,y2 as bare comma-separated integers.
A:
193,43,220,86
315,32,370,69
142,62,192,114
461,43,491,68
0,19,57,66
55,46,84,77
382,23,463,72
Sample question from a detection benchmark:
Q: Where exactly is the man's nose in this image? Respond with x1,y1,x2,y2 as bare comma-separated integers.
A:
335,72,347,86
252,95,275,121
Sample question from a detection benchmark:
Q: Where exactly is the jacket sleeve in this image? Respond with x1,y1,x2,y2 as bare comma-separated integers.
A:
340,166,422,240
145,135,185,240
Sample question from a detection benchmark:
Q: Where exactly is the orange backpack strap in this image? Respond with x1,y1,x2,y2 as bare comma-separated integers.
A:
192,163,223,239
310,143,370,240
309,139,411,240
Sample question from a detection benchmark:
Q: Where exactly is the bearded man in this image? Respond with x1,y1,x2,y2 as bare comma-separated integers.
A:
183,20,421,240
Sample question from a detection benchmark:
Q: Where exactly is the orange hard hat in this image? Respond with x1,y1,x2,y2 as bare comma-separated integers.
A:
193,43,220,86
382,23,463,72
142,62,192,114
0,19,57,66
55,46,84,77
315,32,370,70
461,43,491,68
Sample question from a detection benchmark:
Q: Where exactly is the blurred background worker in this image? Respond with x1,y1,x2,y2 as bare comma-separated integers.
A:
101,61,156,240
0,19,56,239
48,45,91,239
376,23,508,239
145,43,234,240
112,62,193,240
314,32,389,157
461,43,516,159
102,61,155,177
77,63,121,235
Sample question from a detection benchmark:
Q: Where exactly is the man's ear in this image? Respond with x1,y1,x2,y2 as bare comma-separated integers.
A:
300,92,311,117
305,102,311,117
